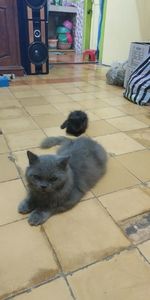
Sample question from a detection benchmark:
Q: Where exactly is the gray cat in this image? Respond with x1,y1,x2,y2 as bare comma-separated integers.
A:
18,136,107,226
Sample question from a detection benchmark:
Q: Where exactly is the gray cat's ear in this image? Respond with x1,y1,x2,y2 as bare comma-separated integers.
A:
27,151,38,165
57,155,70,169
60,120,68,129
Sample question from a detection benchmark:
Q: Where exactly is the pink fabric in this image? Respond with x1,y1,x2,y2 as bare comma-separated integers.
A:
63,20,73,30
66,32,73,43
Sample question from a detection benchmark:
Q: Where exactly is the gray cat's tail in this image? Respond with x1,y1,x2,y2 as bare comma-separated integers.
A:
41,136,72,149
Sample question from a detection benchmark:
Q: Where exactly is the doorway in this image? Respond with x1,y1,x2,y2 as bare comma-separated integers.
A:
48,0,93,64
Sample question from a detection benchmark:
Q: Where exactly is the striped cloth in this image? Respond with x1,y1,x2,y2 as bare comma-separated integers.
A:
124,56,150,105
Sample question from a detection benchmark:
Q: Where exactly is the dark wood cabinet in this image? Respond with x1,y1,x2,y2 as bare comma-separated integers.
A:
0,0,24,76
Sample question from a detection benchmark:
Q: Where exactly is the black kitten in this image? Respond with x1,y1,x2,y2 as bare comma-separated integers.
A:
60,110,88,137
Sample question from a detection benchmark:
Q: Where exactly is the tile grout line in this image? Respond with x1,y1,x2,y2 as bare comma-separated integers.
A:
4,274,62,300
97,195,150,246
41,226,76,300
92,181,143,199
112,150,149,183
95,196,133,242
0,217,27,229
64,246,135,277
136,247,150,265
1,68,149,299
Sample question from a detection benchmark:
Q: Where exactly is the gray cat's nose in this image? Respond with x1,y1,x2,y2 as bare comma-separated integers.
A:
41,185,47,189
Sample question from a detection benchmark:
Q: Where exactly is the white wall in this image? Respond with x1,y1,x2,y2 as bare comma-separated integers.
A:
102,0,150,65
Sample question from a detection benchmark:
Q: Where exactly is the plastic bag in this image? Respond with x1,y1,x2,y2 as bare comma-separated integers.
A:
106,61,127,87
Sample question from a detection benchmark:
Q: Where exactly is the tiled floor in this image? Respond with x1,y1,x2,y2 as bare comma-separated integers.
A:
49,50,85,64
0,64,150,300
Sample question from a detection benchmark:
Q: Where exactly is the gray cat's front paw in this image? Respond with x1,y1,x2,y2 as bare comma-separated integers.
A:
28,210,51,226
18,198,35,214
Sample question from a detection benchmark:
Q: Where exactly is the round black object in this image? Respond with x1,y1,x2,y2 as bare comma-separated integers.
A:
25,0,47,9
28,42,48,65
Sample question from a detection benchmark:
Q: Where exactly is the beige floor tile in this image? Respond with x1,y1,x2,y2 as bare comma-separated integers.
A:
78,99,108,110
38,89,63,96
0,93,15,99
61,87,83,94
31,83,56,89
99,187,150,222
127,128,150,148
52,102,82,114
25,104,58,116
72,81,89,87
79,85,101,93
31,84,59,91
0,98,21,108
19,97,49,107
92,157,140,196
0,179,26,225
104,96,127,106
44,126,67,137
86,120,118,137
117,102,147,115
45,94,73,104
44,199,129,272
88,79,108,87
85,111,99,121
0,154,19,182
51,83,73,89
69,93,99,102
134,113,150,126
9,85,33,92
0,107,27,119
0,220,59,299
138,240,150,263
111,88,125,97
6,129,45,151
0,135,9,153
68,249,150,300
117,150,150,182
0,89,13,95
14,278,72,300
0,117,38,133
94,107,125,119
107,116,148,131
96,90,124,99
33,114,65,128
95,91,113,99
12,90,40,98
95,132,144,155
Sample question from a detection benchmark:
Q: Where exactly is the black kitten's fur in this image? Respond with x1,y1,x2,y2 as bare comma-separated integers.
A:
18,136,107,226
60,110,88,136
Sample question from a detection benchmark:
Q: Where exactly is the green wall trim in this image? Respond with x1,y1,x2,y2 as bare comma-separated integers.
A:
98,0,107,62
83,0,92,50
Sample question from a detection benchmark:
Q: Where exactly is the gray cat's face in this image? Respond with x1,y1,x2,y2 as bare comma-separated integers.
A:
26,151,70,193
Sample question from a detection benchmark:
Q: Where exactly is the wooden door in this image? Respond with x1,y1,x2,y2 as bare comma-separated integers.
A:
0,0,24,75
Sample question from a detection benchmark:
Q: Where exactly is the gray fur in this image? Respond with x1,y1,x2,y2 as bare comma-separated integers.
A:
18,136,107,226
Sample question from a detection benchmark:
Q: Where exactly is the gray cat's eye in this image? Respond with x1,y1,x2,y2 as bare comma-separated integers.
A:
51,177,57,182
33,175,41,180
